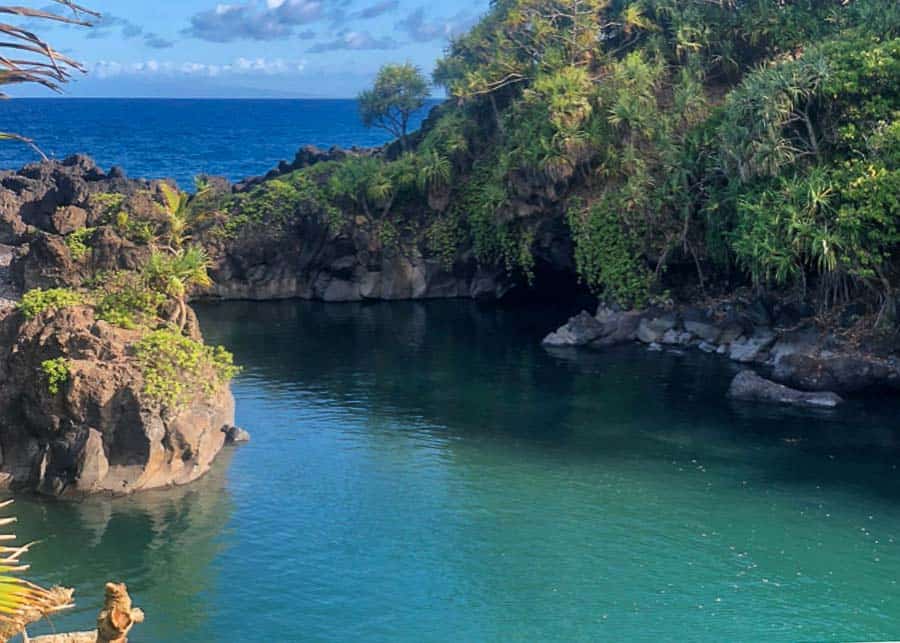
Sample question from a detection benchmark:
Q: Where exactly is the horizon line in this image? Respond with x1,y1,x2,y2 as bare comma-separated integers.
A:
2,96,448,101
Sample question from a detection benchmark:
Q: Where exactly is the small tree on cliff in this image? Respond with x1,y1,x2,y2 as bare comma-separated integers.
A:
358,63,430,152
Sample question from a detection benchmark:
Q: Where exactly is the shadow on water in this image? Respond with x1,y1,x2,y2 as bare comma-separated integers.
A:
196,299,900,503
14,450,236,641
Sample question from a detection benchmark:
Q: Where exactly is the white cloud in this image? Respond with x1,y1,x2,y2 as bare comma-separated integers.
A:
92,57,307,79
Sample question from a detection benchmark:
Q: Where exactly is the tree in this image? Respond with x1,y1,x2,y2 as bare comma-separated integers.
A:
358,63,429,151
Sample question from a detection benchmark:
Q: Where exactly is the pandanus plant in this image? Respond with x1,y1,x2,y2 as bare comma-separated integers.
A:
144,247,214,332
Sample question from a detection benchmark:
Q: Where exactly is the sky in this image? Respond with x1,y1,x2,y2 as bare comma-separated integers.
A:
11,0,490,98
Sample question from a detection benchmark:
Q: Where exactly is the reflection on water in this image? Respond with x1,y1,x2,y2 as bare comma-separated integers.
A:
17,451,235,641
11,299,900,642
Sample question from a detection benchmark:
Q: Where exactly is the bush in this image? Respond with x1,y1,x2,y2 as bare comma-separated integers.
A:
65,227,96,260
18,288,82,319
135,329,240,408
41,358,70,395
93,271,166,329
567,200,654,307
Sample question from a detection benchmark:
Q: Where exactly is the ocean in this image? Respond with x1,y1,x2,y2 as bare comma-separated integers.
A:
0,98,437,186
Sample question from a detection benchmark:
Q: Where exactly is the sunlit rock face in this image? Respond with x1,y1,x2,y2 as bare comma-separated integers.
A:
0,305,233,497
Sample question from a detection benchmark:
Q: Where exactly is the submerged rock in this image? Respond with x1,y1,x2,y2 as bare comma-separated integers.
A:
727,370,843,408
0,305,233,497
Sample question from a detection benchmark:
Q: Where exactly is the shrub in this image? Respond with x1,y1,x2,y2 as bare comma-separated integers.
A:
93,271,166,329
64,227,96,260
40,358,70,395
135,329,240,408
567,200,653,308
18,288,83,319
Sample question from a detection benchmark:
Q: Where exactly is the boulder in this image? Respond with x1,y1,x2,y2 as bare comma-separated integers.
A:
636,314,678,344
728,370,843,408
768,327,821,365
772,352,899,393
542,311,606,347
729,329,777,363
49,205,87,236
590,305,642,347
543,307,643,348
717,323,745,346
682,308,721,343
224,425,251,444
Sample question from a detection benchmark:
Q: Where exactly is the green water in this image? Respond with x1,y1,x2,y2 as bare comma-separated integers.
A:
15,300,900,641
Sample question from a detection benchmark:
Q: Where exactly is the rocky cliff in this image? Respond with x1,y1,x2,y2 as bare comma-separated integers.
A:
0,304,233,497
3,154,523,302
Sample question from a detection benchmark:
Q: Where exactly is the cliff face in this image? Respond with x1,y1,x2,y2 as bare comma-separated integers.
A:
0,305,233,497
3,155,525,302
201,217,514,302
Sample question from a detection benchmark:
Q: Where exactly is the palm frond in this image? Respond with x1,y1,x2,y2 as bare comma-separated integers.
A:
0,499,74,642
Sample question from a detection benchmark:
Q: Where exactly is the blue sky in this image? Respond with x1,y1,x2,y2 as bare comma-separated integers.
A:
12,0,489,98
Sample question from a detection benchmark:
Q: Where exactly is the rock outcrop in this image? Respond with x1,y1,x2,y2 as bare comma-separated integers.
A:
1,154,523,302
202,219,514,302
728,370,844,408
233,144,375,191
0,156,164,293
0,305,233,497
542,300,900,395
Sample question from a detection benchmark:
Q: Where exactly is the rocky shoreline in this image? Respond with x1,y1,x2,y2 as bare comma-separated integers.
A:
543,301,900,404
0,157,244,497
0,148,897,496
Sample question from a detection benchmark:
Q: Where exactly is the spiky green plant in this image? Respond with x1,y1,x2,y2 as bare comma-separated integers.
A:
143,248,213,331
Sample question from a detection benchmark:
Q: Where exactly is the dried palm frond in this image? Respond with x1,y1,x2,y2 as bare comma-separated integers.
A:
0,499,75,642
0,1,97,158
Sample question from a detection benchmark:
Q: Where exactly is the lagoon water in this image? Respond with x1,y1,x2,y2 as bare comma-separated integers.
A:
15,300,900,642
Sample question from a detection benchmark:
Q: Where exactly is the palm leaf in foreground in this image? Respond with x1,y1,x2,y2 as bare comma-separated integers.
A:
0,499,73,642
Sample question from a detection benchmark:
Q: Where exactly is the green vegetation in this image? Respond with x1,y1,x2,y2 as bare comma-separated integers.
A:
65,226,96,260
20,179,240,410
18,288,82,319
93,270,166,329
40,357,70,395
228,169,342,235
205,0,898,321
135,329,239,408
359,63,430,151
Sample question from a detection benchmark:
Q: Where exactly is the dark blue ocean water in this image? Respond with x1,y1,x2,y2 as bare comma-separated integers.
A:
0,98,436,186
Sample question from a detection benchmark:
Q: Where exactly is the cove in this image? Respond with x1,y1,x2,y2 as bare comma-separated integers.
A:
14,299,900,642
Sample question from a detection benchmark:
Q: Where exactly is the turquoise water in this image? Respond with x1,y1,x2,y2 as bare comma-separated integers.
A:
15,300,900,642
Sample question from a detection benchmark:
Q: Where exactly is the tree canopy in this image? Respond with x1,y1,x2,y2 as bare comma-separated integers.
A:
358,63,430,150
